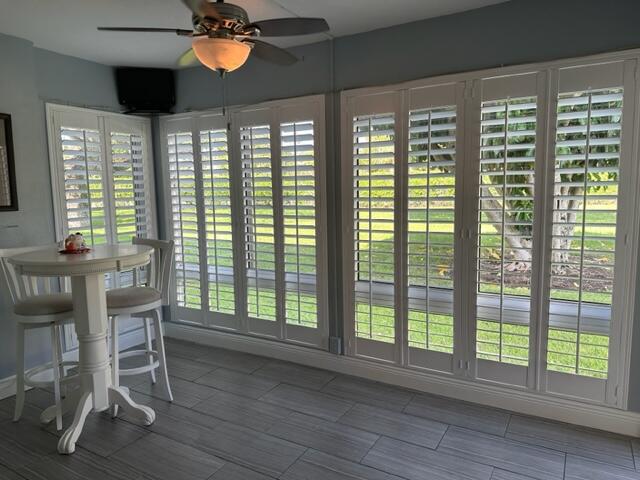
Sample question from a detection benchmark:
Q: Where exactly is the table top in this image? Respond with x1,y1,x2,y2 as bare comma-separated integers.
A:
8,244,153,277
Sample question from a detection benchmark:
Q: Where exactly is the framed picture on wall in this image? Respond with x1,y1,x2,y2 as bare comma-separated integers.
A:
0,113,17,211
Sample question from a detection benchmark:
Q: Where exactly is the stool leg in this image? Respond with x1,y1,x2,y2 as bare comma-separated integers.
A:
50,324,63,431
151,309,173,402
143,318,156,384
110,315,119,418
56,325,67,398
14,324,25,422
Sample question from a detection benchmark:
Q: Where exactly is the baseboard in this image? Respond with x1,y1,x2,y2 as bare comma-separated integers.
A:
165,322,640,437
0,326,146,401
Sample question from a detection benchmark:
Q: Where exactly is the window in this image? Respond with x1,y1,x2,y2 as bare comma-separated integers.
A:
342,56,640,406
241,124,277,322
476,96,537,368
353,112,396,345
47,104,155,257
407,106,456,355
282,120,319,329
167,130,201,310
200,128,235,315
162,96,328,347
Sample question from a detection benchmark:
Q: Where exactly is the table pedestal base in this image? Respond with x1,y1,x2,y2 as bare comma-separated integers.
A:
55,386,155,454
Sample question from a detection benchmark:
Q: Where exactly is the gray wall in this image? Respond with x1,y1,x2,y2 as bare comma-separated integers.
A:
172,0,640,409
0,32,119,379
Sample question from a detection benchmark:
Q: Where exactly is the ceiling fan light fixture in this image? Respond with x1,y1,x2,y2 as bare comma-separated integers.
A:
192,36,251,73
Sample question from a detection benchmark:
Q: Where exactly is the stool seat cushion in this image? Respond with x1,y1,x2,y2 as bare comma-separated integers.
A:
107,286,162,310
14,293,73,316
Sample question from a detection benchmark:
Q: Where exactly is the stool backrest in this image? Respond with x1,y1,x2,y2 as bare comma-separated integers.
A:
132,238,174,306
0,245,61,304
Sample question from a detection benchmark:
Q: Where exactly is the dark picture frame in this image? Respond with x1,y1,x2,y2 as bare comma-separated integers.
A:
0,113,18,211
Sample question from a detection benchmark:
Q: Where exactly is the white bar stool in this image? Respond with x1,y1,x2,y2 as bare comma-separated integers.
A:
0,245,79,431
107,238,174,416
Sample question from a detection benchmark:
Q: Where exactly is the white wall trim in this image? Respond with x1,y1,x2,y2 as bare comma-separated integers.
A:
0,326,146,401
165,322,640,437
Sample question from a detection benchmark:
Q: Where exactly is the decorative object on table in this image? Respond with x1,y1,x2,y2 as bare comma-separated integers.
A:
61,232,91,254
0,113,18,211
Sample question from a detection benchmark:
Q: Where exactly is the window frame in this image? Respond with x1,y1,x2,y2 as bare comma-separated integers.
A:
340,50,640,408
160,95,329,349
46,103,156,248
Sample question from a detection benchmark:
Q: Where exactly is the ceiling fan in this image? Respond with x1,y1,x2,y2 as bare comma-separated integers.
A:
98,0,330,75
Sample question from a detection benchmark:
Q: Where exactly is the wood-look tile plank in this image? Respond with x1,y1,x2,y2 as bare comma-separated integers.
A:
192,389,291,432
194,368,278,399
267,411,379,462
253,361,335,390
565,454,640,480
363,436,493,480
195,421,306,477
111,433,225,480
405,393,511,436
0,429,49,473
0,464,25,480
261,384,353,421
132,375,217,407
0,417,60,456
208,462,275,480
124,392,222,446
281,449,405,480
339,403,447,448
321,375,413,411
491,469,539,480
18,449,152,480
438,426,566,480
507,415,634,469
194,348,267,374
163,356,217,382
163,339,213,359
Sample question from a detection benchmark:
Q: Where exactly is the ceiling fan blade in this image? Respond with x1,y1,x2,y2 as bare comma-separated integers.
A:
249,18,329,36
180,0,222,21
247,39,297,66
177,48,198,67
97,27,193,36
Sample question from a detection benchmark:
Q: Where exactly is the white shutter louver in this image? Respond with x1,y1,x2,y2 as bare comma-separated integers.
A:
168,131,201,309
407,106,456,353
241,124,277,321
200,128,235,315
353,113,396,344
476,96,537,366
60,126,107,246
281,120,318,328
110,132,147,243
546,88,623,379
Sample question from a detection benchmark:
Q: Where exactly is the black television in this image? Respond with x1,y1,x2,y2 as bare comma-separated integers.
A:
116,67,175,114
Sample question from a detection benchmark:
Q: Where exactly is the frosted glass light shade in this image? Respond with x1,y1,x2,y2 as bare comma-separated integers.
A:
192,37,251,73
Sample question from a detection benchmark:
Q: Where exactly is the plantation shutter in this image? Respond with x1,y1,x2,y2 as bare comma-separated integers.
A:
240,122,278,329
345,92,401,362
471,73,543,387
199,120,237,328
167,128,202,313
543,60,635,404
279,100,327,346
406,83,461,373
231,99,327,346
55,113,107,247
109,131,148,242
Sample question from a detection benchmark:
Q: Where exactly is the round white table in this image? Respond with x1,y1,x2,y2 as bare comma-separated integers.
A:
9,244,156,454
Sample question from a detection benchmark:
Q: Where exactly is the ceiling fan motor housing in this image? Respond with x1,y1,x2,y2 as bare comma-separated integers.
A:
193,3,252,35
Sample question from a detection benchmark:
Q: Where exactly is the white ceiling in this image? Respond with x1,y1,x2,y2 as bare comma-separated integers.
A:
0,0,509,68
